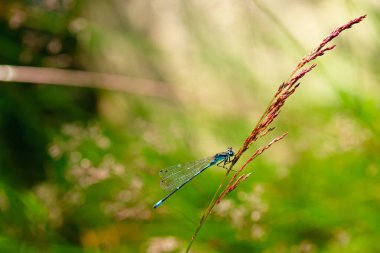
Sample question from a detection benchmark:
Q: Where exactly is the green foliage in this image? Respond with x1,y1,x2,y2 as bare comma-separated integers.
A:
0,1,379,252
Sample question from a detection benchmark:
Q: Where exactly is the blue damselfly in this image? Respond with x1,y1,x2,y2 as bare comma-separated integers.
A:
153,147,234,208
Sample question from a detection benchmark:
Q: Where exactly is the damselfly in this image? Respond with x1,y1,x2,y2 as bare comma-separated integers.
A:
153,147,235,208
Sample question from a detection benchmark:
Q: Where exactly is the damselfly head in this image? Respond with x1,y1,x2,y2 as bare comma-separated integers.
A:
227,147,234,156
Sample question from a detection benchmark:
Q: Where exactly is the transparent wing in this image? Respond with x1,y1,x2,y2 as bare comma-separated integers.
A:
159,156,215,192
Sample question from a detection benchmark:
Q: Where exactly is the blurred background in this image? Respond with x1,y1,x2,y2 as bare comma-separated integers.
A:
0,0,379,252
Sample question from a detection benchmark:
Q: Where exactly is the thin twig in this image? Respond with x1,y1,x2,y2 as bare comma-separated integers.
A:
0,65,175,99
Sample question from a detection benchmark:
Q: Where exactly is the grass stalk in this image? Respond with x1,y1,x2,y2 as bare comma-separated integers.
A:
186,14,366,252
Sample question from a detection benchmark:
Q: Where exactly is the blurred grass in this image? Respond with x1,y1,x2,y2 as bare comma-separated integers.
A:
0,0,379,252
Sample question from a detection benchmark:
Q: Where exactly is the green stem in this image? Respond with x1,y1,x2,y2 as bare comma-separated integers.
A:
185,164,234,252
